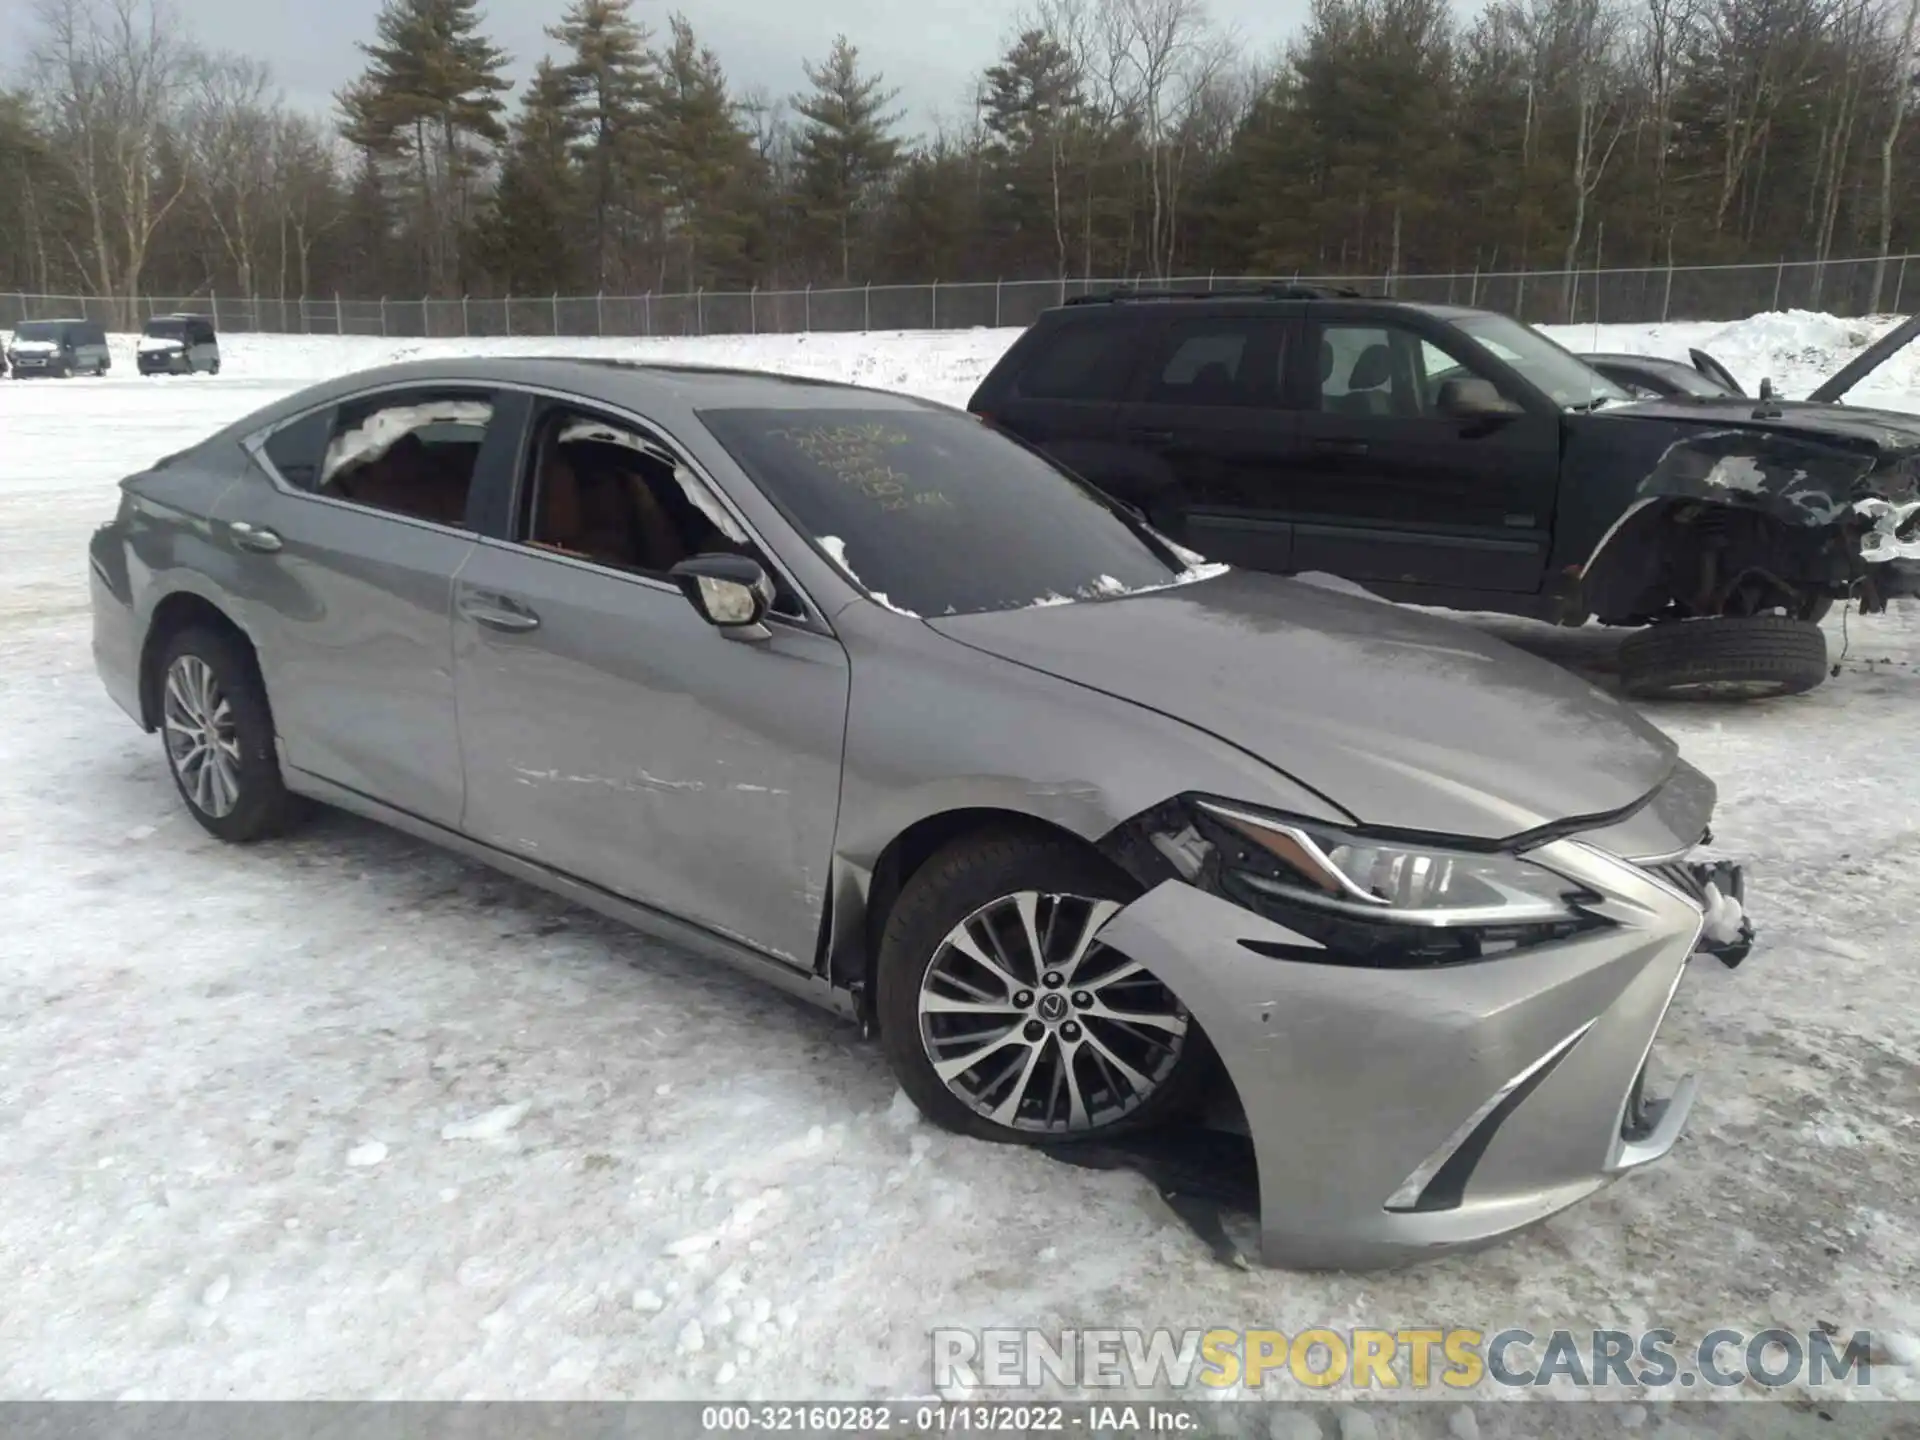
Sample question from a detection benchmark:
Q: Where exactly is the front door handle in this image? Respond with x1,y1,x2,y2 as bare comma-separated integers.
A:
228,520,283,552
1128,428,1176,445
458,591,541,633
1311,438,1369,456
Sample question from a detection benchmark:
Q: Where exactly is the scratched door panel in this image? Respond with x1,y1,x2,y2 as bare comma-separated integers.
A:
451,541,850,970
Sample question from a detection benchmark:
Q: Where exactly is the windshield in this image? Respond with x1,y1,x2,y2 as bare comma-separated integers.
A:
700,406,1200,618
1455,313,1630,409
14,321,65,343
144,318,187,340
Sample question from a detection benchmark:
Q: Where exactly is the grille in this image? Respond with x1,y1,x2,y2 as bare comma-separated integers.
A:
1641,859,1707,903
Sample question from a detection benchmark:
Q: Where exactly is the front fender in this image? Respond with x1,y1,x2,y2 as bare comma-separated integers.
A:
1575,427,1918,615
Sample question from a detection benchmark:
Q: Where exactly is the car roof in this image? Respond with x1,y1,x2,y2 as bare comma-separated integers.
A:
224,355,948,434
1045,289,1498,323
19,317,89,325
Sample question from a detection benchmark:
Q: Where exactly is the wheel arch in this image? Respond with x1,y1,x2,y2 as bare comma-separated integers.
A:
833,806,1121,1022
138,591,260,731
1580,495,1845,622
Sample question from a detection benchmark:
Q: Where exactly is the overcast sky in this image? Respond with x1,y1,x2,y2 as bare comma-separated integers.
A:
0,0,1314,133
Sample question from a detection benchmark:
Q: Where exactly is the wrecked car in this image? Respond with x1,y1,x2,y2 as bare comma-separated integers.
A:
89,356,1753,1270
969,289,1920,700
1581,349,1743,400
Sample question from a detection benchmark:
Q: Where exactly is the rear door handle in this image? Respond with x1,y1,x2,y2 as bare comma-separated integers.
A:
227,521,283,553
1311,438,1369,456
1128,428,1176,445
458,591,541,633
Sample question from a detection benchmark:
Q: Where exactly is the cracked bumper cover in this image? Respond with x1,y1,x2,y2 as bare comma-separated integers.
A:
1096,838,1733,1270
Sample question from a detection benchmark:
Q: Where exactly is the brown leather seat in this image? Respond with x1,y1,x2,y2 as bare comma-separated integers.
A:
333,433,471,526
535,441,688,572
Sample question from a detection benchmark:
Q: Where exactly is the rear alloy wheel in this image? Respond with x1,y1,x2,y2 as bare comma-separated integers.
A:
158,627,306,841
877,832,1212,1142
1618,613,1830,701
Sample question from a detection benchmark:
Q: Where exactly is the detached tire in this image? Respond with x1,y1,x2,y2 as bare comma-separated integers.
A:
876,829,1213,1144
1618,615,1830,701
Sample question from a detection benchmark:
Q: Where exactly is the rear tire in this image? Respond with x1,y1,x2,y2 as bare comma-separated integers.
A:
157,626,307,842
1618,614,1830,701
876,829,1214,1144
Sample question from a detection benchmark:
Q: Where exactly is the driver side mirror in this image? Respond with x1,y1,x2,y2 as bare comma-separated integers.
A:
669,554,775,641
1436,375,1525,421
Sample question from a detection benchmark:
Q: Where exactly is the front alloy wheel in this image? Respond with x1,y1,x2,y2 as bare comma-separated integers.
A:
878,832,1212,1143
919,892,1190,1133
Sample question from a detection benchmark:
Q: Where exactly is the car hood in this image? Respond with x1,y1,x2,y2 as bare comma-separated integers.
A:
1601,395,1920,451
10,340,57,355
138,336,184,353
927,570,1679,841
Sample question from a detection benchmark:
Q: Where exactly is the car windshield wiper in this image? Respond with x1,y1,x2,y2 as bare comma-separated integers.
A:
1568,395,1616,412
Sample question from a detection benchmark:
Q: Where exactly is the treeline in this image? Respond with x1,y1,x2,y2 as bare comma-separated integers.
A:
6,0,1920,322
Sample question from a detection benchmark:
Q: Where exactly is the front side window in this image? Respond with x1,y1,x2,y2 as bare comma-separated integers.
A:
1319,324,1518,417
519,406,754,579
313,390,494,527
1451,313,1627,409
700,406,1201,618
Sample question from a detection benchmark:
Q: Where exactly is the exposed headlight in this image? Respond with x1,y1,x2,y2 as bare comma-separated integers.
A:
1195,801,1589,927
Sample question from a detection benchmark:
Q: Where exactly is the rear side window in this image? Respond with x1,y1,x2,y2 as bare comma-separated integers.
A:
316,390,494,527
1142,319,1289,407
1013,325,1139,401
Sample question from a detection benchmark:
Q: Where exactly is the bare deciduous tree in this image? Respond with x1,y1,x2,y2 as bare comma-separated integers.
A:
185,54,276,300
1872,0,1920,309
32,0,195,325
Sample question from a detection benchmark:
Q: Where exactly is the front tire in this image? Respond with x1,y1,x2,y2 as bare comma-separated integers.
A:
1618,614,1830,701
876,831,1212,1143
158,627,305,841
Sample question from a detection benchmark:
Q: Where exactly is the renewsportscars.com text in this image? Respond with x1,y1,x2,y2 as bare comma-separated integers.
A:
932,1326,1875,1392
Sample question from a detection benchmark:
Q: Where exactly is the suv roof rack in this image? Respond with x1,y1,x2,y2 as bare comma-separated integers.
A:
1064,281,1367,306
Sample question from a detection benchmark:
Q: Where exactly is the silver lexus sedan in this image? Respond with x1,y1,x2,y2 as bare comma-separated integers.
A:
87,357,1755,1269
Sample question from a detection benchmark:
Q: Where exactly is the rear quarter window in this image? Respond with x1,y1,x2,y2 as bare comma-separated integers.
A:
259,408,336,491
1012,324,1139,401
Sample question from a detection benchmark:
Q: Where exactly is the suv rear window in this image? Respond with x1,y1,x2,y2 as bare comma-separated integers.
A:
1013,325,1138,401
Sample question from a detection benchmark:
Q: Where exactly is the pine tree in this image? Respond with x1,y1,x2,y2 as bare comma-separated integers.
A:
547,0,655,288
337,0,512,294
477,60,585,295
981,30,1085,278
790,36,904,282
651,16,767,291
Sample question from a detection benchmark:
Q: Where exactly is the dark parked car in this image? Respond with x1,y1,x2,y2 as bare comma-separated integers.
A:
88,356,1753,1269
137,312,221,375
7,317,110,377
1581,349,1744,399
969,288,1920,700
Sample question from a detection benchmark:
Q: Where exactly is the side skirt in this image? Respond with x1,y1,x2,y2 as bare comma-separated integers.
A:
285,766,861,1023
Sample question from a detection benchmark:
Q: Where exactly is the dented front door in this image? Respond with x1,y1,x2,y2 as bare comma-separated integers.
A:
451,542,850,970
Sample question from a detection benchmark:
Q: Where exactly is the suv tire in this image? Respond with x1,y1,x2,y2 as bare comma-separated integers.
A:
1618,615,1829,701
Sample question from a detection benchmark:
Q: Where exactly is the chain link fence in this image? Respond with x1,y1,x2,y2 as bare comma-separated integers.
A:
6,254,1918,339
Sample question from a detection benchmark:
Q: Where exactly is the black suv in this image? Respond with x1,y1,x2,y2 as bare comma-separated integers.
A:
969,287,1920,699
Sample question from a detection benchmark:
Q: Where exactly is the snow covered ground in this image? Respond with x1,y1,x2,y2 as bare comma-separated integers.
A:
2,313,1919,1407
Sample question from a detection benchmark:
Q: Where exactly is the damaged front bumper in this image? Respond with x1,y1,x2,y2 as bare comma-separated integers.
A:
1095,838,1748,1271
